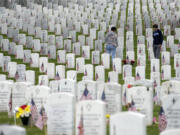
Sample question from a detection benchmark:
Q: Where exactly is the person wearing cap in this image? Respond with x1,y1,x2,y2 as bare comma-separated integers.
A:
105,26,118,61
153,24,163,59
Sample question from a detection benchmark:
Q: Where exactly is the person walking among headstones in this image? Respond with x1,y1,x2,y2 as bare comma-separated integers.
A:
105,26,118,61
153,24,163,59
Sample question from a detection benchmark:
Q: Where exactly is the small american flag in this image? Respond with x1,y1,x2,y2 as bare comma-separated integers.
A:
113,64,116,71
101,60,104,66
176,61,179,68
30,58,33,65
31,98,38,123
15,71,19,80
57,54,60,63
108,76,110,82
136,72,141,80
8,46,11,54
78,107,84,135
48,50,50,58
35,106,47,130
24,54,26,62
158,106,167,132
55,72,60,80
40,47,43,54
8,90,13,112
80,87,92,100
154,80,157,88
153,65,155,72
123,89,127,105
76,63,79,71
95,73,99,81
41,63,44,72
93,55,95,64
74,46,76,54
64,44,67,51
84,69,87,76
153,90,158,103
82,50,85,57
162,55,165,64
4,64,7,72
101,89,106,101
128,99,136,111
161,70,164,80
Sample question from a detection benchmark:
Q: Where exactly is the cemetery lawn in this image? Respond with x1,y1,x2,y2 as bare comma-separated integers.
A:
0,105,160,135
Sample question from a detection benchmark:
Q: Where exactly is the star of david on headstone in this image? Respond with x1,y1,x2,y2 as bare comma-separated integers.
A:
86,104,92,111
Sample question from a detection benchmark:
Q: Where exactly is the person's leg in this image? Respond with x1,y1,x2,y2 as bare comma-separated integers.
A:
153,45,157,59
156,45,161,59
111,45,116,60
106,44,111,54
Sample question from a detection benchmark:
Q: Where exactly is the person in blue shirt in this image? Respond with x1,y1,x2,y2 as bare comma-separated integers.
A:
153,24,163,59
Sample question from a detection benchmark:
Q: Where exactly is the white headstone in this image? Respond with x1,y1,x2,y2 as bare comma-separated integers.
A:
110,112,146,135
76,100,106,135
47,93,75,135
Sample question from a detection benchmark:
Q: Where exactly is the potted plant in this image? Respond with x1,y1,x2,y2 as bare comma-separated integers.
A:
15,105,31,126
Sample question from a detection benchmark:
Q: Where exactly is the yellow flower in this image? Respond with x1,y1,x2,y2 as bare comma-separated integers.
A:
25,105,31,113
106,114,110,119
19,108,23,113
16,112,21,118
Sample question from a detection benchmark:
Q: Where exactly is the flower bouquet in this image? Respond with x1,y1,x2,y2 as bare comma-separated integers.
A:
122,59,135,65
15,105,31,126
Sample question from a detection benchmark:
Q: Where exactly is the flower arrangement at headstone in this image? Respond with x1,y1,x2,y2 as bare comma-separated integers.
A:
122,59,135,65
15,105,31,126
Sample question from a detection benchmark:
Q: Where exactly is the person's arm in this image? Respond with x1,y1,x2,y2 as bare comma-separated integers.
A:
159,30,163,45
105,32,109,43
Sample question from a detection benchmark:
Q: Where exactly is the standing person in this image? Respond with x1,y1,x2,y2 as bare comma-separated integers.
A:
153,24,163,59
105,26,118,61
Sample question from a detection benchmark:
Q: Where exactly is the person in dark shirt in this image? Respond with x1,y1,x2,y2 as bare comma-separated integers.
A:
153,24,163,59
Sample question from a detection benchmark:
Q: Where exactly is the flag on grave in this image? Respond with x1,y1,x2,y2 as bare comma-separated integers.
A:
78,107,84,135
15,71,19,80
31,98,38,123
158,106,167,132
41,63,44,72
128,99,136,111
95,73,99,81
55,72,60,80
161,70,164,80
8,90,13,112
35,105,47,130
123,89,127,104
80,85,92,100
136,72,141,80
101,88,106,102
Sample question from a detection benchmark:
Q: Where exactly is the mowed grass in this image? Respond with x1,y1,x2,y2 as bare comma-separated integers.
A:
0,0,179,134
0,105,160,135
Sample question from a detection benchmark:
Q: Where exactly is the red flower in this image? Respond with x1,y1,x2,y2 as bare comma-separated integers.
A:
127,84,132,88
20,105,27,110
